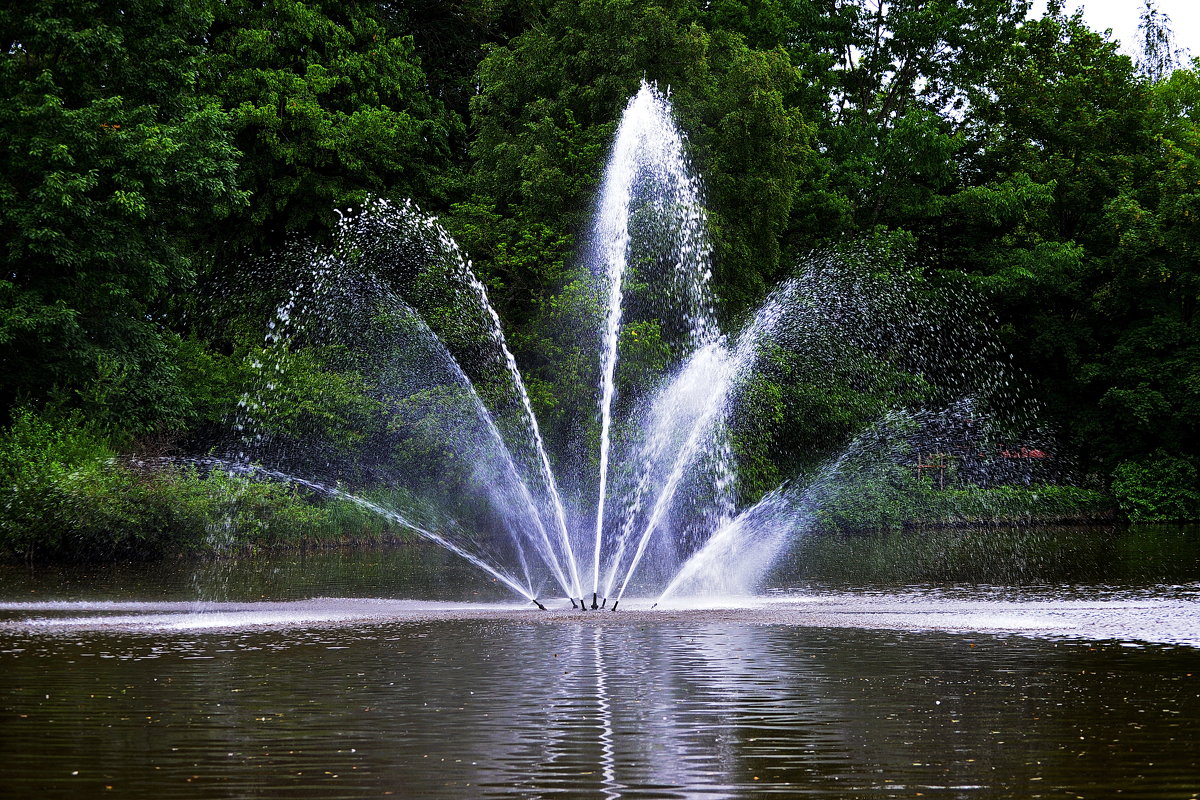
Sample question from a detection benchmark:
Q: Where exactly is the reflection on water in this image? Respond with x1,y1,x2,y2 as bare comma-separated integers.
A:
1,621,1198,799
776,523,1200,587
5,524,1196,605
0,544,516,604
0,525,1198,799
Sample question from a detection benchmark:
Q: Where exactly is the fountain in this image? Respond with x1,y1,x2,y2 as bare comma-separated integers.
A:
7,75,1200,800
218,82,1042,610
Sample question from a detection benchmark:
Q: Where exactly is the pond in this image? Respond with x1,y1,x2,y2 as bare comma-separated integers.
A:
1,525,1198,799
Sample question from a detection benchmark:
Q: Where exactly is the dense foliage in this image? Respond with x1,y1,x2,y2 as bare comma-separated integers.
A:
2,0,1198,557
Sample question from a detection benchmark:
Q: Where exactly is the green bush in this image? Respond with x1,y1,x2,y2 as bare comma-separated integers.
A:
812,458,1113,533
1111,451,1200,522
0,410,400,560
0,409,111,556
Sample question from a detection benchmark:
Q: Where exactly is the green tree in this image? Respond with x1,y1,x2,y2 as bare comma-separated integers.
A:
462,0,812,317
0,0,245,432
944,2,1200,478
203,0,459,252
815,0,1030,231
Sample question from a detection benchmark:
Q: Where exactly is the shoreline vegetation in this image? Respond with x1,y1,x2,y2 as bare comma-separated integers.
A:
0,409,1151,565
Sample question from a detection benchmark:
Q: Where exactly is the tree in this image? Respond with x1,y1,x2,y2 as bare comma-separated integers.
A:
0,0,245,432
462,0,813,320
944,2,1200,474
1136,0,1184,83
814,0,1030,231
202,0,459,253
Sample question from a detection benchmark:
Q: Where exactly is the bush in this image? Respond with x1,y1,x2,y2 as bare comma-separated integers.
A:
812,458,1113,533
1111,451,1200,522
0,409,113,556
0,410,400,560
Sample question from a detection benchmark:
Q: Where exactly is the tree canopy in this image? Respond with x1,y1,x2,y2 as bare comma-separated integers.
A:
3,0,1199,521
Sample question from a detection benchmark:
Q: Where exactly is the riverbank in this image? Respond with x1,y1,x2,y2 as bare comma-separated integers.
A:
811,480,1116,533
0,461,1121,563
0,409,1170,565
0,440,408,562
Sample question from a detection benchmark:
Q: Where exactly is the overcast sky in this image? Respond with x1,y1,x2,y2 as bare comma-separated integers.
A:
1037,0,1200,62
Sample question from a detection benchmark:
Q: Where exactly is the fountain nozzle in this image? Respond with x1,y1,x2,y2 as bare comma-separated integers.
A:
650,602,658,610
591,592,598,610
532,599,547,611
570,598,578,609
610,600,619,612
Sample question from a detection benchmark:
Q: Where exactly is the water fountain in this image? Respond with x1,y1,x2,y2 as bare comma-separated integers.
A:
217,82,1038,610
6,78,1200,800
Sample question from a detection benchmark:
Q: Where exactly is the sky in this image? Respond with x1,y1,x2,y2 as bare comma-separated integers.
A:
1036,0,1200,62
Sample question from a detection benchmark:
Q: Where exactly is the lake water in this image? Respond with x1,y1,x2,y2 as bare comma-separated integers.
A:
1,525,1198,799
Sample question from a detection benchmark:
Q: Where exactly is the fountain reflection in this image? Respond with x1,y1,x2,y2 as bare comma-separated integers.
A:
8,612,1198,798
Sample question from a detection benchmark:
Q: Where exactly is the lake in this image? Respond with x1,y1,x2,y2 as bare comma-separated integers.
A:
2,525,1198,798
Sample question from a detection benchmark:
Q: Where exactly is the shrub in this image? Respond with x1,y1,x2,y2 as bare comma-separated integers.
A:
812,458,1113,533
0,410,400,560
0,409,114,556
1111,451,1200,522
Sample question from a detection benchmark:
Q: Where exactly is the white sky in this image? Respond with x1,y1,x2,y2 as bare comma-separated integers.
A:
1034,0,1200,62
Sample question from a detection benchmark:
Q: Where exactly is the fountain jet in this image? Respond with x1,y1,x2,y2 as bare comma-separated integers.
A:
216,81,1036,614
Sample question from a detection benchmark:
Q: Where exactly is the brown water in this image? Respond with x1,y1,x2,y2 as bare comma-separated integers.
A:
1,526,1199,799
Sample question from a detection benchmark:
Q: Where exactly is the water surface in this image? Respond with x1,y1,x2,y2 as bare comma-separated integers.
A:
2,525,1198,799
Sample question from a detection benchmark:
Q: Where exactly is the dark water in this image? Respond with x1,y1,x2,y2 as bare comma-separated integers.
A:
2,526,1199,799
